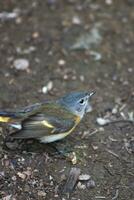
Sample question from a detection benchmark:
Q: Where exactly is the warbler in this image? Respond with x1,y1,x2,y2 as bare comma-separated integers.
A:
0,91,95,143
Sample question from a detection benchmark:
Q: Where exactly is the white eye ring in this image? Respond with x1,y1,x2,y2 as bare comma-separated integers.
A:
79,98,85,104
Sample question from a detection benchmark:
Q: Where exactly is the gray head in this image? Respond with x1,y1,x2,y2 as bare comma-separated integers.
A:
58,91,95,119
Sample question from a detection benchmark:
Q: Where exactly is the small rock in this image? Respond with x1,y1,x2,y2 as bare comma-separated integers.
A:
91,144,99,150
16,46,36,54
63,74,68,80
72,16,81,25
12,175,17,181
68,152,77,165
60,174,66,181
79,75,85,82
128,112,134,122
23,169,32,177
77,181,86,190
99,127,104,131
37,190,46,197
58,59,66,66
105,0,112,5
0,171,5,177
4,159,10,167
42,81,53,94
0,10,19,21
79,174,91,181
128,68,133,72
32,32,40,39
86,179,96,189
3,195,12,200
46,81,53,91
24,184,30,192
15,17,22,24
17,172,26,180
90,50,102,61
112,106,118,114
13,59,29,71
49,175,53,180
96,117,110,126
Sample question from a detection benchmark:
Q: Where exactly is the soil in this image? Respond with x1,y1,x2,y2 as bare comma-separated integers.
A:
0,0,134,200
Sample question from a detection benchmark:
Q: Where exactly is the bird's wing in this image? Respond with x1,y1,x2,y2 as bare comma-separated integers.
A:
10,103,79,139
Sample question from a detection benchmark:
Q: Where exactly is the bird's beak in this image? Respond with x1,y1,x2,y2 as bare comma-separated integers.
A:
88,91,96,98
85,91,95,113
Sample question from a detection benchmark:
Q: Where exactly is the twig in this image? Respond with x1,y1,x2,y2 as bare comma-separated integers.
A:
103,165,114,176
82,129,99,138
104,119,134,126
112,189,119,200
106,149,120,159
127,171,134,176
88,129,99,136
119,104,126,112
95,196,106,199
62,168,81,195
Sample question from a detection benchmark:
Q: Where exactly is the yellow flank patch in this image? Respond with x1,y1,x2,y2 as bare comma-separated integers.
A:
75,115,81,124
0,116,11,123
64,115,81,136
42,120,54,128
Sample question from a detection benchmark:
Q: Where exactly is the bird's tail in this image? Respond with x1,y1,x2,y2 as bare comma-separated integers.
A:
0,111,19,123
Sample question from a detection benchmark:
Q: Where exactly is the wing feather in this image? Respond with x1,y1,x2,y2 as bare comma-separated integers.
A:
10,103,77,139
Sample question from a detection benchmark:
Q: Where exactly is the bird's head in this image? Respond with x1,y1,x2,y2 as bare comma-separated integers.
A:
58,91,95,119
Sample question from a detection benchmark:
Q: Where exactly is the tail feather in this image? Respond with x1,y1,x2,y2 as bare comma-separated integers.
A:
10,129,45,139
0,111,18,123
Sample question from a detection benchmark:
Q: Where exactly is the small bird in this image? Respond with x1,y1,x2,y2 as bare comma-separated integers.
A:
0,91,95,143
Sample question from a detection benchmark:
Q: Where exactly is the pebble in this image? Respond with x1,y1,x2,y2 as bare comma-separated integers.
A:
112,106,118,114
37,190,46,197
90,50,102,61
98,127,104,132
72,16,81,25
16,46,36,54
58,59,66,66
91,144,99,150
0,11,19,20
23,169,32,177
69,152,77,165
105,0,112,5
13,59,29,71
128,68,133,72
3,195,12,200
42,81,53,94
15,17,22,24
4,159,10,167
12,175,17,181
86,179,96,188
79,75,85,82
79,174,91,181
77,181,86,190
96,117,110,126
17,172,26,180
32,32,39,39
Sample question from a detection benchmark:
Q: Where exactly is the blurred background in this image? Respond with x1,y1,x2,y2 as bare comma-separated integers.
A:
0,0,134,200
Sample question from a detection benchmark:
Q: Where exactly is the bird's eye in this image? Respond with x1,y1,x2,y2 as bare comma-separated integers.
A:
79,98,85,104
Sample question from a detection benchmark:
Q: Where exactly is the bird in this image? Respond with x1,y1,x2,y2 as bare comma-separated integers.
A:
0,91,95,143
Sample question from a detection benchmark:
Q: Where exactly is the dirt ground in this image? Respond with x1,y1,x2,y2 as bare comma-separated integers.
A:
0,0,134,200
